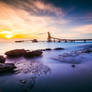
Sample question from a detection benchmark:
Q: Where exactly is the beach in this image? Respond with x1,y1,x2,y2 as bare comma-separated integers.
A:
0,41,92,92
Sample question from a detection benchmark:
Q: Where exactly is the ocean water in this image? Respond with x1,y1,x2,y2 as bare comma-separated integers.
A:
0,41,92,54
0,41,92,92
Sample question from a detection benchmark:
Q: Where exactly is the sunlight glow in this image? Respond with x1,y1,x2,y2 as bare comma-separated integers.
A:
5,34,13,39
0,31,13,39
0,31,11,34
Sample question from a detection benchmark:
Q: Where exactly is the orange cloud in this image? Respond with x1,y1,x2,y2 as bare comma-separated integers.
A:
0,1,69,40
71,24,92,34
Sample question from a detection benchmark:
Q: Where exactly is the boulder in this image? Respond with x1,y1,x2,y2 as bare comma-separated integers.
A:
83,49,92,53
24,50,43,58
45,48,52,51
0,63,16,73
54,48,64,50
72,64,75,68
5,49,26,58
32,39,38,42
0,55,6,63
38,49,46,51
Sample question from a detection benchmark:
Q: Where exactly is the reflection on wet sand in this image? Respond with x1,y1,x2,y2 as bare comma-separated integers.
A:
15,60,50,75
0,56,51,92
19,76,37,92
15,59,50,92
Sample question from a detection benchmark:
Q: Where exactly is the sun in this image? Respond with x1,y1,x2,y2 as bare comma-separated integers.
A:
0,31,14,39
5,34,13,39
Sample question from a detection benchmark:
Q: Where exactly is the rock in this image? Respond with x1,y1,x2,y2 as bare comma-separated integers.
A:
32,39,38,42
39,49,45,51
5,49,26,58
5,49,43,58
45,48,52,51
0,63,16,73
0,55,6,63
54,48,64,50
83,49,92,53
38,48,52,51
20,79,27,84
39,49,46,51
72,64,75,68
15,40,24,43
24,50,43,58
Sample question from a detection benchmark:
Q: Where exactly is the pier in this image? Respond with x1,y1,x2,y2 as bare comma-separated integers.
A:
47,32,92,42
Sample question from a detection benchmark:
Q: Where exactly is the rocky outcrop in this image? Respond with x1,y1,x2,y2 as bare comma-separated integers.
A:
72,64,75,68
45,48,52,51
32,39,38,42
5,47,64,59
0,55,6,63
5,49,26,58
0,63,16,73
5,49,43,58
24,50,43,58
83,49,92,53
54,47,64,50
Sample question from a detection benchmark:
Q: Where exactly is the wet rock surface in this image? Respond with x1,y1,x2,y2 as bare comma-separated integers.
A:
15,61,50,74
0,55,6,63
52,48,92,64
72,64,75,68
5,49,26,58
45,48,52,51
24,50,43,58
5,49,43,58
82,49,92,53
54,47,64,50
0,63,16,73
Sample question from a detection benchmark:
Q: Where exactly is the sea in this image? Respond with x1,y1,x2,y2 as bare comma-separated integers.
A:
0,41,92,92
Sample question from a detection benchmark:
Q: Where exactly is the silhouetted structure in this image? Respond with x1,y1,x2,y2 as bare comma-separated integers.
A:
47,32,52,42
47,32,92,42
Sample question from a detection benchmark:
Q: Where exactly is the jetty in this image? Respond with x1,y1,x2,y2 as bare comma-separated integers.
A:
15,39,38,43
47,32,92,42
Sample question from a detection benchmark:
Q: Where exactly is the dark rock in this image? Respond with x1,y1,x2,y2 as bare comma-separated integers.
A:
0,55,6,63
24,50,43,58
54,48,64,50
83,49,92,53
20,79,27,84
39,48,52,51
0,63,16,73
5,49,43,58
5,49,26,58
15,40,24,43
72,64,75,68
32,39,38,42
45,48,52,51
40,49,46,51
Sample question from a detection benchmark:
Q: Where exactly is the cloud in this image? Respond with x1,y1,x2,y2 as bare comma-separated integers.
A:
0,1,69,40
66,24,92,39
0,0,64,17
1,0,91,40
71,24,92,34
32,0,64,17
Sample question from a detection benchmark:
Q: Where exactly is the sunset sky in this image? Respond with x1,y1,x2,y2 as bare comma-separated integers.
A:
0,0,92,41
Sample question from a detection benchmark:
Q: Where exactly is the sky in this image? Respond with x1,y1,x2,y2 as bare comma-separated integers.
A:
0,0,92,41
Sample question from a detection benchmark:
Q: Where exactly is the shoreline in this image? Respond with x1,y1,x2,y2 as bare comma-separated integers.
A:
0,42,92,92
